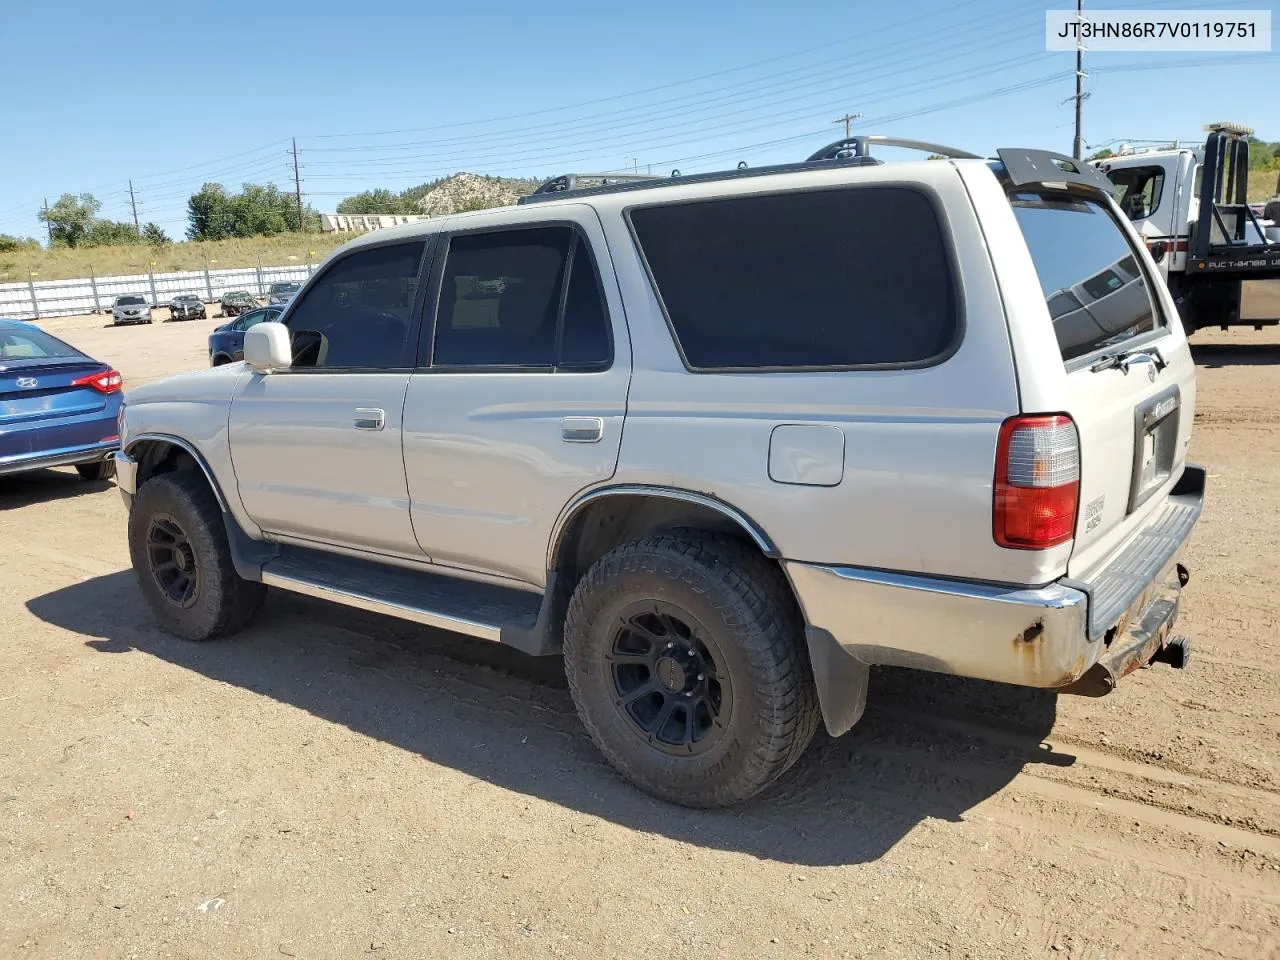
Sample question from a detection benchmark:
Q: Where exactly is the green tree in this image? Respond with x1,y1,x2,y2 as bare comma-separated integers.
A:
38,193,101,247
0,234,40,253
337,189,413,215
188,182,322,239
84,219,141,246
1086,148,1115,162
143,223,171,248
187,183,234,241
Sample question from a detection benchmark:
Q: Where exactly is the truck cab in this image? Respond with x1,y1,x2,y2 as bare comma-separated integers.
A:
1093,123,1280,334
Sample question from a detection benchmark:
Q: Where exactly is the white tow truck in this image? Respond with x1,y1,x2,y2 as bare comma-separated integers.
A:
1092,122,1280,334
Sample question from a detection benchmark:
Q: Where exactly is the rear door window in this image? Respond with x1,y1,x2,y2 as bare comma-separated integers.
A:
628,186,959,370
1010,192,1163,363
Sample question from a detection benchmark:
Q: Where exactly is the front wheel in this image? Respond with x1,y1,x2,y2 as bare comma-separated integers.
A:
563,532,820,808
128,471,265,641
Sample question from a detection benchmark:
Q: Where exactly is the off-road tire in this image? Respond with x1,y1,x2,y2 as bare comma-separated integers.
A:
128,471,265,641
76,459,116,482
563,531,820,808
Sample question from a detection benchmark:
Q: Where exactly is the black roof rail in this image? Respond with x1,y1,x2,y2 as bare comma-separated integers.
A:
517,134,981,205
807,135,981,162
527,172,658,197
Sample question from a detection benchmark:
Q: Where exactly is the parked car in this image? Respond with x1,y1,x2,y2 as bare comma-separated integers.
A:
112,136,1204,808
267,281,302,306
219,291,258,317
208,307,283,365
168,294,207,321
1,319,122,481
111,294,152,325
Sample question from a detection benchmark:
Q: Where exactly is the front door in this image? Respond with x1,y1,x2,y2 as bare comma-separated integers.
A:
229,239,431,558
402,208,630,586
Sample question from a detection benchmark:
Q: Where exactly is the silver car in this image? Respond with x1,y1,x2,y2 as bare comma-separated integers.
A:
112,135,1204,808
111,295,152,325
266,281,301,306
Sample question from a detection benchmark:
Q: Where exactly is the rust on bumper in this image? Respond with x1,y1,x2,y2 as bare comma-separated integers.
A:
1061,561,1189,697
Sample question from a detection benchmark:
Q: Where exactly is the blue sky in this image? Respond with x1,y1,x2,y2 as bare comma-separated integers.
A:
1,0,1275,241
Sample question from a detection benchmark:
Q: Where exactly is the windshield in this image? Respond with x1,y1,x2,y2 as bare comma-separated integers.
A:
117,296,145,306
270,283,299,294
0,326,85,362
1010,191,1162,363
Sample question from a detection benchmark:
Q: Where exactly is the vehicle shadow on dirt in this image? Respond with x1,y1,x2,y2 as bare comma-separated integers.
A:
1191,342,1280,368
0,470,112,510
30,572,1060,868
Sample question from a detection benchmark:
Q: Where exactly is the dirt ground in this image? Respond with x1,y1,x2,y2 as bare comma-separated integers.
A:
3,310,1280,960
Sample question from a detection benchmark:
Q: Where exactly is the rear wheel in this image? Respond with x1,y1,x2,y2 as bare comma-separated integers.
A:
128,471,265,641
76,459,116,482
563,532,820,808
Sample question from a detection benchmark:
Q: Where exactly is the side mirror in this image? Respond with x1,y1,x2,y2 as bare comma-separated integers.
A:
1148,240,1168,264
244,321,292,373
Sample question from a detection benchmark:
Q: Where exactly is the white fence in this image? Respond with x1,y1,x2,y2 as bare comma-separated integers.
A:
321,213,431,233
0,262,318,320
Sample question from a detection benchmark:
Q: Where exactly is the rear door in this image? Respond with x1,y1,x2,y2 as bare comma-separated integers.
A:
1005,187,1195,579
401,206,630,587
0,328,115,461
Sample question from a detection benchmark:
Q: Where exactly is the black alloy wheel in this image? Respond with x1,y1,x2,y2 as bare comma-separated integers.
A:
608,601,731,756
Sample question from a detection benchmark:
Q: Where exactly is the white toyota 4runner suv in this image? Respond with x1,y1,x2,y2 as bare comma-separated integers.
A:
113,137,1205,808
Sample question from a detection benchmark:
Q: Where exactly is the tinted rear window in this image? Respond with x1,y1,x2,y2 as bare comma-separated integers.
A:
0,326,83,361
629,187,958,369
1010,192,1160,362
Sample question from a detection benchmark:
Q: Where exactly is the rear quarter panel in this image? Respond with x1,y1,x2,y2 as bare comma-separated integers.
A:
957,162,1197,583
594,162,1068,584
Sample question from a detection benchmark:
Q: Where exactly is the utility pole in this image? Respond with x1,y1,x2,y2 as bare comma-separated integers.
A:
834,112,862,140
1073,0,1085,160
128,180,140,232
41,198,51,244
291,138,305,232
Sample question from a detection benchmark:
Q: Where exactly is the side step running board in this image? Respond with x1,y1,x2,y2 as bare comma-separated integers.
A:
261,545,542,645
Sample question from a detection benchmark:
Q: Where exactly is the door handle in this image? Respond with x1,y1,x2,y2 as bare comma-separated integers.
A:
353,408,385,431
561,416,604,443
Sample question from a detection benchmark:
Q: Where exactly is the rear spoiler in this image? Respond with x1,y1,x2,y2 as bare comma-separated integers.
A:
995,148,1117,196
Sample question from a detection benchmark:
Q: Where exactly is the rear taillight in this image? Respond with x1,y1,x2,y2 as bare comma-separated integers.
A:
994,414,1080,550
71,369,123,394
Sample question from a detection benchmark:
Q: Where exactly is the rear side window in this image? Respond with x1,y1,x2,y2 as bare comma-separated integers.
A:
628,187,958,370
432,226,612,370
1010,192,1160,363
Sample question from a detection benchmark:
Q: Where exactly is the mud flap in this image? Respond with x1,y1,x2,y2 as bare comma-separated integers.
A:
805,626,871,737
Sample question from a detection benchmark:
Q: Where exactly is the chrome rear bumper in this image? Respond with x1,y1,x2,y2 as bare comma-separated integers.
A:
786,464,1205,735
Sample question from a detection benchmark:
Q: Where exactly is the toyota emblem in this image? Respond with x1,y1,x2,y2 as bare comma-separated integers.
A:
15,377,38,389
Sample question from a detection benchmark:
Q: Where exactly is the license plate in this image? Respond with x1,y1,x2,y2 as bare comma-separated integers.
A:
1139,430,1158,486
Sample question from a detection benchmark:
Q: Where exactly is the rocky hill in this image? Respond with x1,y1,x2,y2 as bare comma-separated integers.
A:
407,173,542,216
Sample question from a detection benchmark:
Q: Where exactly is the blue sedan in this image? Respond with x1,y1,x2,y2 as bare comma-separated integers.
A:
0,319,123,481
208,305,282,365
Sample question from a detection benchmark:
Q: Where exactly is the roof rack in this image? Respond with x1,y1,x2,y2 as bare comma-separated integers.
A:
515,134,1025,206
527,173,659,197
805,135,980,162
